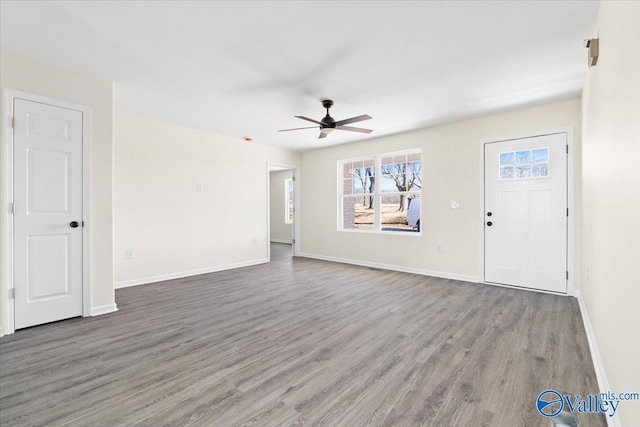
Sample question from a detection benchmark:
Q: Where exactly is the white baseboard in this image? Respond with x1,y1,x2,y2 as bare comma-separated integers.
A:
115,258,269,289
298,252,480,283
575,290,620,427
90,303,118,317
270,239,292,244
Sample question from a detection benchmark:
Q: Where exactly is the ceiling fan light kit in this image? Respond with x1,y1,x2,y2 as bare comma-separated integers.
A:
278,99,373,139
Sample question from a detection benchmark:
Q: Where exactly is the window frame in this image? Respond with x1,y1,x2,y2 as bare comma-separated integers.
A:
338,149,422,236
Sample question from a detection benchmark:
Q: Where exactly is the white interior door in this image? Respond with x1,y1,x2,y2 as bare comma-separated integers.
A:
13,99,84,329
484,133,567,293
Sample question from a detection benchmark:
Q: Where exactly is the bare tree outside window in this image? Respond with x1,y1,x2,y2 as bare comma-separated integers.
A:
353,168,368,206
342,159,376,230
381,160,422,211
366,167,375,209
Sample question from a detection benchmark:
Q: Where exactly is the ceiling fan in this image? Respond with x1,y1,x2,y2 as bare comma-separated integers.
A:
278,99,372,139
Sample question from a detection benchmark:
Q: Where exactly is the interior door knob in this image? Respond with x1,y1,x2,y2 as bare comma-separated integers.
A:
70,221,79,228
486,221,493,227
487,212,492,216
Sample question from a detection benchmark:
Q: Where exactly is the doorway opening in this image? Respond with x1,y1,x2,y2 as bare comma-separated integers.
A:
267,163,299,262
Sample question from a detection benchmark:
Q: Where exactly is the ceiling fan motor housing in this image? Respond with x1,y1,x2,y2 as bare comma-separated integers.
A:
321,115,336,128
321,100,336,128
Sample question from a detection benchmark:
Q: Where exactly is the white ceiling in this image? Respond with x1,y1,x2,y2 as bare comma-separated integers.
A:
0,1,599,151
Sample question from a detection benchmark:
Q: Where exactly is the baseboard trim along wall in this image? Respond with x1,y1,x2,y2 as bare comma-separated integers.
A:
575,290,620,427
90,303,118,317
270,239,292,244
115,258,270,289
298,252,480,283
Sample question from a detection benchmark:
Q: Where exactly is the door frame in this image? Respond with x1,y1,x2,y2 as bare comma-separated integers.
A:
477,127,575,296
266,162,300,261
1,89,92,336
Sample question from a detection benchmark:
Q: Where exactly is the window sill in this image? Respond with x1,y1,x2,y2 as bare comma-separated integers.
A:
338,228,422,237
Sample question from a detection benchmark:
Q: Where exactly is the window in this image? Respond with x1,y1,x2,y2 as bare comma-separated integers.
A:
340,150,421,233
499,147,549,180
285,178,294,224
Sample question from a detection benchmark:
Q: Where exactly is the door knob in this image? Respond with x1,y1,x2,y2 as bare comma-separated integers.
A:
70,221,79,228
487,212,492,217
486,221,493,227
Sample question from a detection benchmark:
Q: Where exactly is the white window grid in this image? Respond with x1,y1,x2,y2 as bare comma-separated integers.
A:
498,147,550,180
339,149,421,234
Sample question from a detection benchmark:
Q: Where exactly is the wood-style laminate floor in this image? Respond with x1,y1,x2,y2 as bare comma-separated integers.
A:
1,244,604,426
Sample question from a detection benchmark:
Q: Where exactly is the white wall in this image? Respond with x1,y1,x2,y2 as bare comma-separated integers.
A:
114,113,300,286
581,2,640,426
300,98,581,281
0,50,115,321
270,170,293,243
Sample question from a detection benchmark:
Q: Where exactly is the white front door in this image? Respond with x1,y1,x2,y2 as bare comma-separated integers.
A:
484,133,567,293
13,99,84,329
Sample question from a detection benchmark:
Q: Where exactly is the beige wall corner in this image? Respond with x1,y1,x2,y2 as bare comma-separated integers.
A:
581,2,640,426
113,113,300,286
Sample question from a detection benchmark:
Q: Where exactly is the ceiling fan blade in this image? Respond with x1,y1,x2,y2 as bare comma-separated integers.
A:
334,114,372,127
319,131,328,139
295,115,323,125
278,126,319,132
336,125,373,134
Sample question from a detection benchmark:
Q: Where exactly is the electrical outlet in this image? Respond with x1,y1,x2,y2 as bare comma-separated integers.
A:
321,235,327,244
436,245,443,253
197,184,204,192
450,200,464,209
125,250,134,260
252,238,258,246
